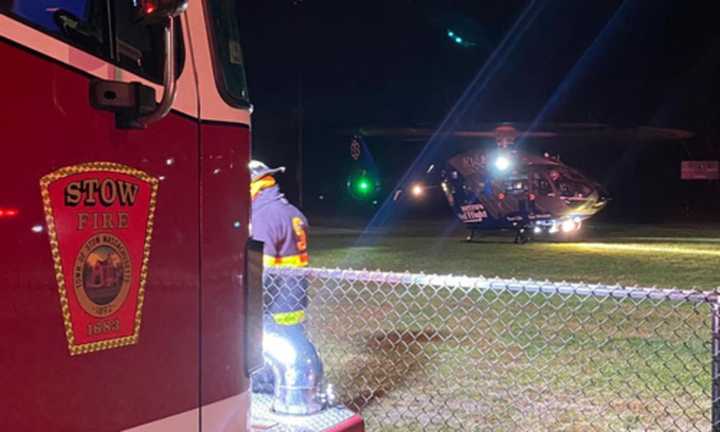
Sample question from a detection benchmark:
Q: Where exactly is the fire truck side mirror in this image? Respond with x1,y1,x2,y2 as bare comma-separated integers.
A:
89,80,157,129
90,0,188,129
133,0,188,128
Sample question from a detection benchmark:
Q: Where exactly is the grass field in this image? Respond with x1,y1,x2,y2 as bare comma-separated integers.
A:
300,220,720,430
310,220,720,290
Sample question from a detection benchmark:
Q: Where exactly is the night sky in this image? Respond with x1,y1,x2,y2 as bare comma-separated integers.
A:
237,1,720,222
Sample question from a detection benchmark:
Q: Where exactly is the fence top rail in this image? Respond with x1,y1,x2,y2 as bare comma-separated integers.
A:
265,267,718,304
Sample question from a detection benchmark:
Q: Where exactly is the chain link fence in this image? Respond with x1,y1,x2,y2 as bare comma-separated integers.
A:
264,267,719,431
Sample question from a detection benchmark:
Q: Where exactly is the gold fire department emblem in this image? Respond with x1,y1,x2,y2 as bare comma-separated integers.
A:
40,162,158,355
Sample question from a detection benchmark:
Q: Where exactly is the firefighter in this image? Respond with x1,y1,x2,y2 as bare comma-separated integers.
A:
248,160,325,407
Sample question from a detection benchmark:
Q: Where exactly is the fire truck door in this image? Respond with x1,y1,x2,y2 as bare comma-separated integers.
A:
0,4,201,431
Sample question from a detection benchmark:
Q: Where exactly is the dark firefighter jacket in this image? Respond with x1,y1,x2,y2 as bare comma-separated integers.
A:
251,184,309,325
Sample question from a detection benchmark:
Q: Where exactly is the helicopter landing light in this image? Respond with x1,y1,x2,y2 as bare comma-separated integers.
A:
561,219,578,233
495,155,511,171
549,222,559,234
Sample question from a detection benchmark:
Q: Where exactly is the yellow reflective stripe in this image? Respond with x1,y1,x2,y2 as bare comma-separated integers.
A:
272,310,306,326
263,252,309,268
263,254,278,266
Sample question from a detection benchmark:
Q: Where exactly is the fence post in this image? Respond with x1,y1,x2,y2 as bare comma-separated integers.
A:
713,295,720,432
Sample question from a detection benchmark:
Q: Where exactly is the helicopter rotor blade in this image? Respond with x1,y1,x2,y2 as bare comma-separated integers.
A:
351,123,693,143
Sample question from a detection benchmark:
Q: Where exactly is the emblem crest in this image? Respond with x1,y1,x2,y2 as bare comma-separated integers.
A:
40,162,159,355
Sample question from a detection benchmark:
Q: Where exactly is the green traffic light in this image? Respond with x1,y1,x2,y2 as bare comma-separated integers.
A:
348,171,378,200
454,36,463,44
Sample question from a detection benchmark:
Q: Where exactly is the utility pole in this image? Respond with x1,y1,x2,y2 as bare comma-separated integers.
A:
294,0,304,209
297,73,304,209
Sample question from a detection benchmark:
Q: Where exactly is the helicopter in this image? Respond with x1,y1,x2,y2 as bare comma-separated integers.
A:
353,123,692,244
437,130,607,244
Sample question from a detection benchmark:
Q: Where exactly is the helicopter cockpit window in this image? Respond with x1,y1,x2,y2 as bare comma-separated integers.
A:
504,173,528,195
538,179,553,196
542,168,589,198
531,172,554,196
556,176,592,198
506,181,526,193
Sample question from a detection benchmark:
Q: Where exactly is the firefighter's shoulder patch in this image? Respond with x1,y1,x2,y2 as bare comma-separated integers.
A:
40,162,159,356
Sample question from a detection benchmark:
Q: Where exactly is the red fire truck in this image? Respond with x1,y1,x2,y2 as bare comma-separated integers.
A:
0,1,363,431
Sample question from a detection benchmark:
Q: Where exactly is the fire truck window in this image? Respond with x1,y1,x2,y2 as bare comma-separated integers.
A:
112,3,184,83
2,1,108,57
206,0,250,107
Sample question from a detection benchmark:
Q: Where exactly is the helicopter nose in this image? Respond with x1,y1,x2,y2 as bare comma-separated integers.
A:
594,190,610,208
